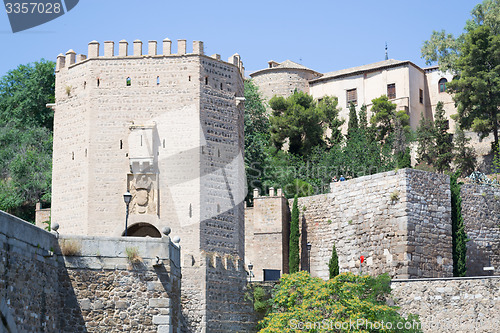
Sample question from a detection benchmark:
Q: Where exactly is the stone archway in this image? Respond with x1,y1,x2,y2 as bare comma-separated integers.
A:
123,222,161,238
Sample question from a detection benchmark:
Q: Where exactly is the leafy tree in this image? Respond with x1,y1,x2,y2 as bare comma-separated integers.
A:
284,179,314,198
416,113,436,166
422,0,500,151
370,96,409,144
347,102,358,138
317,96,344,145
450,172,468,277
258,271,422,332
0,59,55,130
453,126,477,176
244,80,270,203
289,196,300,273
328,244,339,279
269,91,343,155
432,102,454,173
0,126,52,221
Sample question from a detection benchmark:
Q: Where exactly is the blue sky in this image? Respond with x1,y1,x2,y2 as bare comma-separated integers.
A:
0,0,483,77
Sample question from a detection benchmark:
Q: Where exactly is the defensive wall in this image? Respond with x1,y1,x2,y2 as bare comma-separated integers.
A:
391,276,500,333
0,210,181,333
292,169,453,279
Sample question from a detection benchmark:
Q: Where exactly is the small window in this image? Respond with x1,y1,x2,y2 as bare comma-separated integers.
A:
126,77,131,86
120,140,123,149
84,81,86,89
220,82,223,90
156,76,160,85
419,89,423,104
346,88,357,107
97,78,100,87
205,77,209,85
387,83,396,99
439,78,447,93
189,76,191,81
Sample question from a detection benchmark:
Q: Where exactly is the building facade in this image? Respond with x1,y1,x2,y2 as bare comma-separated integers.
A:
251,59,455,131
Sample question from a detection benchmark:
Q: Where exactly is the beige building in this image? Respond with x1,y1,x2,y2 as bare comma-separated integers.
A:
251,59,456,131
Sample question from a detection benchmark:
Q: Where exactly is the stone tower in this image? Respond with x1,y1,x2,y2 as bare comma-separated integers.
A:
51,39,253,331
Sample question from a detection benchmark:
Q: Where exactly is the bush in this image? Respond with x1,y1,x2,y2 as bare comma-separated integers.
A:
258,271,422,332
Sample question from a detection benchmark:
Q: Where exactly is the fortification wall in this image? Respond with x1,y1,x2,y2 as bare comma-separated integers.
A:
294,169,452,279
0,210,180,332
461,183,500,276
392,276,500,333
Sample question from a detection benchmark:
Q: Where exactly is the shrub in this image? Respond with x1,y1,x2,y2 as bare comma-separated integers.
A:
60,239,81,256
125,247,142,264
328,244,339,279
258,271,422,332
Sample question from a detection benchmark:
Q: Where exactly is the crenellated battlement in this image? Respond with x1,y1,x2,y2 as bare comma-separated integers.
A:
55,38,244,76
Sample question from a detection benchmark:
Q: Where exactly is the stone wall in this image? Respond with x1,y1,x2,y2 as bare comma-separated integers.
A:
0,210,181,332
461,183,500,276
392,276,500,333
293,169,452,279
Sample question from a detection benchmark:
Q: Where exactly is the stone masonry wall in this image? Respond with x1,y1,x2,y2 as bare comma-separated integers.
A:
294,169,452,280
461,183,500,276
392,276,500,333
0,210,181,333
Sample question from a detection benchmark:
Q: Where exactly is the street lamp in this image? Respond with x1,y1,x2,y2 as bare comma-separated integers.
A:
123,191,132,236
248,263,254,283
306,242,312,273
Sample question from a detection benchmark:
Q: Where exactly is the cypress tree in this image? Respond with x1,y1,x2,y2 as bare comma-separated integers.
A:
358,104,368,132
432,102,454,173
416,112,435,166
289,195,300,273
450,172,468,277
453,126,477,177
347,102,358,138
328,244,339,279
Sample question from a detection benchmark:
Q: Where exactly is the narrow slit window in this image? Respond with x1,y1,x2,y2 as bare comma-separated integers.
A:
220,82,223,90
189,76,191,81
84,81,86,89
189,204,192,218
157,76,160,85
97,78,100,87
120,140,123,149
126,77,131,86
163,139,165,148
205,77,208,85
140,135,143,146
72,152,74,160
419,89,424,104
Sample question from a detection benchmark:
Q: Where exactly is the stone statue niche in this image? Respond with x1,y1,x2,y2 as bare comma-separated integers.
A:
127,174,158,215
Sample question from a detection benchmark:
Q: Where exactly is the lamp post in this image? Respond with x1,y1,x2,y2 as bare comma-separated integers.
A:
306,242,312,273
248,263,254,283
123,191,132,236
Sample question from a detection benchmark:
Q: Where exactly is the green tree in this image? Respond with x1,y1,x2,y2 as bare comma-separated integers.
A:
328,244,339,279
258,271,422,333
347,102,358,138
493,144,500,173
244,80,270,203
453,126,477,176
422,0,500,151
317,95,344,145
432,102,454,173
416,112,436,167
289,196,300,273
393,118,412,168
450,172,468,277
358,104,368,132
0,126,52,221
370,96,409,144
0,59,55,130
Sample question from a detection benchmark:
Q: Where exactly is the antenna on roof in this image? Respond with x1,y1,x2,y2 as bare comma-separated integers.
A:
385,42,388,60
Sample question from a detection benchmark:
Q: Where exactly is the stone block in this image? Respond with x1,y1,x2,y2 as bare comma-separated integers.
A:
153,315,171,325
149,298,170,308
